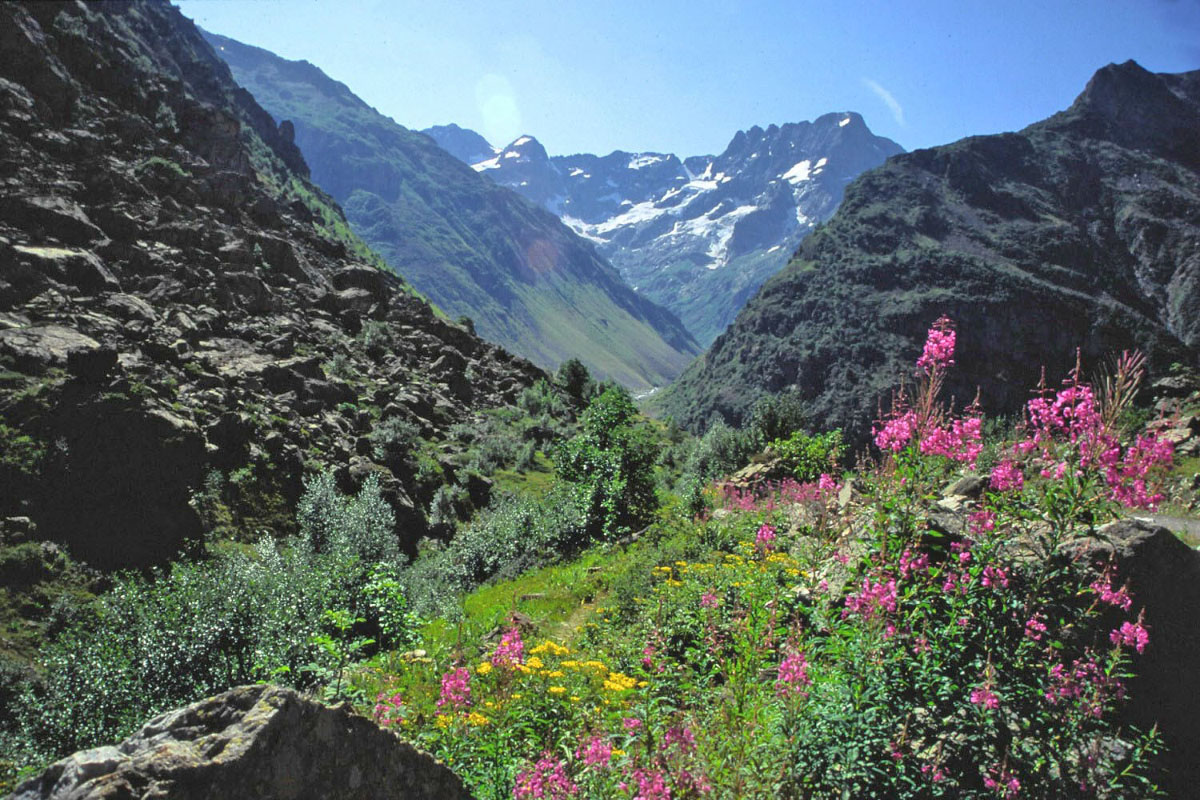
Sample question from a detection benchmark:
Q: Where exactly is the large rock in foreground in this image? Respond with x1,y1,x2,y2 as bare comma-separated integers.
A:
1084,519,1200,796
11,685,473,800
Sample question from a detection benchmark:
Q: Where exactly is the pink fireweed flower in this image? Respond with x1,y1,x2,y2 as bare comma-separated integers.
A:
492,627,525,668
662,725,697,754
843,576,899,621
513,752,577,799
1105,434,1173,509
622,717,643,733
755,523,777,550
970,684,1000,710
917,316,956,374
372,691,404,727
919,415,983,467
989,460,1024,492
1091,575,1132,612
775,650,812,698
818,473,839,492
984,767,1021,799
642,645,656,669
630,769,670,800
874,409,918,453
951,541,972,564
437,666,471,710
981,564,1009,590
899,548,929,579
1024,614,1048,642
921,763,947,782
968,510,997,536
700,591,719,609
1110,620,1150,654
576,735,613,769
1045,654,1125,716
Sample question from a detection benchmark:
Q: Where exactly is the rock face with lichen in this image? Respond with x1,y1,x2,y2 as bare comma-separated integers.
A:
10,685,474,800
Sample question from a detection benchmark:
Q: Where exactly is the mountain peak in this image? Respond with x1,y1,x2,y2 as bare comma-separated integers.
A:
1057,60,1200,166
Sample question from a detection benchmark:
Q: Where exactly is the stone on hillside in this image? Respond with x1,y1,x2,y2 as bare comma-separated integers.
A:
1074,519,1200,795
10,684,473,800
0,196,104,245
942,474,985,500
0,324,99,371
66,345,117,382
7,244,120,295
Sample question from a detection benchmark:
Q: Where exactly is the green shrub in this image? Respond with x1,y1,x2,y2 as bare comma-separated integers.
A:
555,386,658,541
4,472,413,773
769,428,845,481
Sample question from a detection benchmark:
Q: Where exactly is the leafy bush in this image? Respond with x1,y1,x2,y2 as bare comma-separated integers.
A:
556,387,658,541
369,416,420,467
769,428,845,482
3,471,414,776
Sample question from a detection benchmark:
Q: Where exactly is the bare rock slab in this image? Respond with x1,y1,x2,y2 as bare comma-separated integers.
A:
11,685,474,800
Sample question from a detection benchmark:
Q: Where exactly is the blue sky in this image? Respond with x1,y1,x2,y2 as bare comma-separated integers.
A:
177,0,1200,158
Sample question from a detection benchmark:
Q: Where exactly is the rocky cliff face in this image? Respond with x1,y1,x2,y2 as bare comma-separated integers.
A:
0,0,543,569
426,116,903,345
11,685,474,800
205,32,700,391
660,61,1200,441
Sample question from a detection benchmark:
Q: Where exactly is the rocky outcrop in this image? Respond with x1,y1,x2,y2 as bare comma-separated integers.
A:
0,1,545,568
1077,520,1200,796
660,61,1200,441
11,685,473,800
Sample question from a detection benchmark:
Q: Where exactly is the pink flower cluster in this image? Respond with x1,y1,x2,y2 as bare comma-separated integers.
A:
662,725,697,755
969,684,1000,710
1102,434,1173,509
1045,655,1125,717
1019,376,1172,509
919,415,983,468
437,666,471,710
843,576,899,621
576,735,613,769
1109,620,1149,654
916,316,956,374
898,548,929,579
981,564,1009,589
989,460,1024,492
775,650,812,699
699,591,719,609
874,410,918,453
627,769,670,800
1091,573,1132,611
372,691,404,727
513,752,577,799
755,523,777,551
1024,614,1048,642
492,627,525,668
983,766,1021,799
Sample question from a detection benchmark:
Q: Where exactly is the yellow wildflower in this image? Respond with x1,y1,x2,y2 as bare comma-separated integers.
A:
529,640,570,657
547,670,566,678
435,715,451,729
603,672,637,692
612,749,626,757
569,695,581,703
466,712,490,727
548,686,567,695
526,656,545,670
561,660,581,670
476,662,493,676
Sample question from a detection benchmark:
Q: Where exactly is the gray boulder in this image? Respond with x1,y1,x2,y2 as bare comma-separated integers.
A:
11,684,474,800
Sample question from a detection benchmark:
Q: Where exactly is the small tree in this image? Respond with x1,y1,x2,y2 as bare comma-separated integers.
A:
555,386,657,540
555,358,593,403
